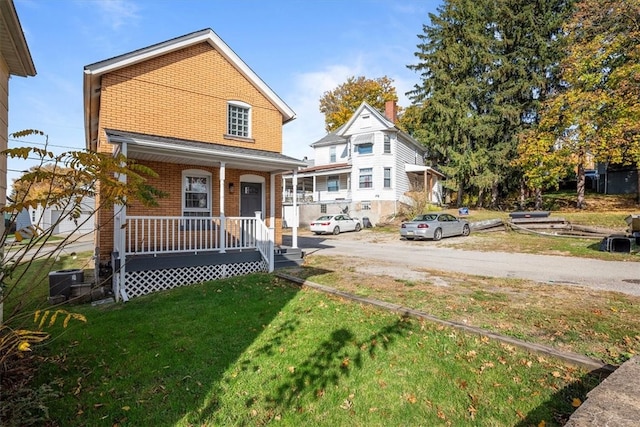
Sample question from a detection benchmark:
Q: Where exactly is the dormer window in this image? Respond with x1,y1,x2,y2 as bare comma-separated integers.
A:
227,101,251,138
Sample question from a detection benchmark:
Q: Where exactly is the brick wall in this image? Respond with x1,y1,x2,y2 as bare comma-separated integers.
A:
97,43,283,153
94,41,287,260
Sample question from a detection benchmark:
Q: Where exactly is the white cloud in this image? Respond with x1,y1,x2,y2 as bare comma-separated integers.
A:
282,64,362,161
93,0,140,30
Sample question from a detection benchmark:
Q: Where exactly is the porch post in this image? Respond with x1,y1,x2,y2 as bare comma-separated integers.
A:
313,175,317,201
269,172,276,231
292,170,298,249
423,170,428,202
114,142,128,301
219,162,226,253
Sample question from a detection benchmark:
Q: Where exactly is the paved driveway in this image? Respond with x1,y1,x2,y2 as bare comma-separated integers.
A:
287,230,640,297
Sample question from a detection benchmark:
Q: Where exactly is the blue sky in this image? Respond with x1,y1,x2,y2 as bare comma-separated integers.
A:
8,0,442,187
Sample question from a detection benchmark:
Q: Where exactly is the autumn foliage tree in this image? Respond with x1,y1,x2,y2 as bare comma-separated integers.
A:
517,0,640,207
319,76,398,132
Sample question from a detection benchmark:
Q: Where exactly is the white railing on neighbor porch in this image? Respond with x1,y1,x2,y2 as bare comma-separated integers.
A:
123,215,274,270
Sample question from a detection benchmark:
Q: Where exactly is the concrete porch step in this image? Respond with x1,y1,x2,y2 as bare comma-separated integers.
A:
274,247,304,269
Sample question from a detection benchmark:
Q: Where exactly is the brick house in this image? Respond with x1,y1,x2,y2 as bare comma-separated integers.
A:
83,29,305,300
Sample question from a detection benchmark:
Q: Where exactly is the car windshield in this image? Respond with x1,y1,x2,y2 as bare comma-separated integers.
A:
315,216,333,221
412,214,437,221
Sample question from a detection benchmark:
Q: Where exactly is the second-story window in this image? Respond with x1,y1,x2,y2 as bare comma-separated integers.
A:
227,101,251,138
330,146,336,163
359,168,373,189
356,143,373,155
384,135,391,154
384,167,392,188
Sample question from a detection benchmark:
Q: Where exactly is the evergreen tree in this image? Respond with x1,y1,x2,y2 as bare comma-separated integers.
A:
408,0,574,207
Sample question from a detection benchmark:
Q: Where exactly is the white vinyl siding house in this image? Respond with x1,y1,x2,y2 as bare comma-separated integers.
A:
283,101,444,226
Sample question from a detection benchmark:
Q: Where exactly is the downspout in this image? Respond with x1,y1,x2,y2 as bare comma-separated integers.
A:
219,162,226,253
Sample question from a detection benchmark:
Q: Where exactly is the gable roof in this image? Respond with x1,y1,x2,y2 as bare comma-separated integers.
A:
83,28,296,150
0,0,36,77
310,125,347,148
335,101,394,137
335,101,426,152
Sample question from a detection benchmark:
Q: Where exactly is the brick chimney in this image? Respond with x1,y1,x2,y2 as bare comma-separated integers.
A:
385,100,397,123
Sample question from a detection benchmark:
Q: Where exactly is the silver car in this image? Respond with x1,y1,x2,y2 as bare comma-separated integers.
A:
400,213,470,241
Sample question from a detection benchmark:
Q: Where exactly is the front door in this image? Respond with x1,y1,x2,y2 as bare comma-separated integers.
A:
240,182,262,217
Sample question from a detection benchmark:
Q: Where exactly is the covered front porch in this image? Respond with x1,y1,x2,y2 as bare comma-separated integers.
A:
404,164,445,205
104,130,307,300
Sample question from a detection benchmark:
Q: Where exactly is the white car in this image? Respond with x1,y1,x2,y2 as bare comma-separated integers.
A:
310,214,361,235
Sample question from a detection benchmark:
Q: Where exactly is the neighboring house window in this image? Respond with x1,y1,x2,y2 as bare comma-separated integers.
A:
183,170,211,217
227,101,251,138
359,168,373,189
384,135,391,154
327,175,339,192
384,168,392,188
330,146,336,163
357,143,373,155
362,201,371,210
320,204,327,213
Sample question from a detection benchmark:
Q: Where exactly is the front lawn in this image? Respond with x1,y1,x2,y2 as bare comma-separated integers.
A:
31,274,601,426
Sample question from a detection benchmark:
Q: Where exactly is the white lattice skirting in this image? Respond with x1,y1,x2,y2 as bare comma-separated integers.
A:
124,260,268,298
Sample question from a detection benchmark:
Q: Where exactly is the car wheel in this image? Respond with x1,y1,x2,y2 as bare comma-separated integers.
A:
462,224,470,236
433,228,443,241
355,223,361,232
333,226,340,235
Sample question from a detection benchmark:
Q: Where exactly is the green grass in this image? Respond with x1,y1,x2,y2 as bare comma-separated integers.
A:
32,274,602,426
284,256,640,366
2,250,94,322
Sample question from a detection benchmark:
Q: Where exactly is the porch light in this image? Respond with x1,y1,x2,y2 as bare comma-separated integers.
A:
228,182,235,193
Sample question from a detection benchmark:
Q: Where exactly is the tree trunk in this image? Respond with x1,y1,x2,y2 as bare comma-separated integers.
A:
491,182,499,209
519,180,526,210
637,166,640,205
534,188,542,210
456,182,463,207
576,163,585,209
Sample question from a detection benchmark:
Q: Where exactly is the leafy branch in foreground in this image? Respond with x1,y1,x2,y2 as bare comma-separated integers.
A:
0,130,166,426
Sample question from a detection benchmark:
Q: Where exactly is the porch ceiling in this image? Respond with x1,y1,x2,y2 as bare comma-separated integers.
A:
404,163,445,177
106,129,307,173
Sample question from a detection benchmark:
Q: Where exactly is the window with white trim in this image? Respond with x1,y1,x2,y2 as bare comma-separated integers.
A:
327,175,339,192
227,101,251,138
330,146,336,163
359,168,373,189
384,135,391,154
356,143,373,155
384,167,392,188
183,170,211,217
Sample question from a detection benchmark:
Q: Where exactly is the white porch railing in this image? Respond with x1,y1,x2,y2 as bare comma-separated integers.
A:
123,215,274,270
